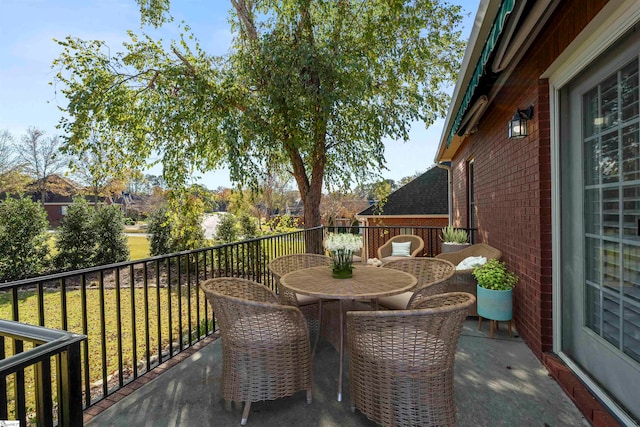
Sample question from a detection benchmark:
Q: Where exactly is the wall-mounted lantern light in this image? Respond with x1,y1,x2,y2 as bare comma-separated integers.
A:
508,106,534,139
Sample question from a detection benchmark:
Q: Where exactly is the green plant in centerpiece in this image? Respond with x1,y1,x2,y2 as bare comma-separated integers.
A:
325,232,362,279
440,225,469,244
472,258,518,290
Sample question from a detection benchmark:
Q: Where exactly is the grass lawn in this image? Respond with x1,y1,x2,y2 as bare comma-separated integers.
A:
0,283,208,416
47,234,151,260
128,235,150,260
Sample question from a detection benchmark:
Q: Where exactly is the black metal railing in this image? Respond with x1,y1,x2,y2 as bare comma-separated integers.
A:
0,319,86,427
0,224,475,419
0,226,324,418
328,225,477,260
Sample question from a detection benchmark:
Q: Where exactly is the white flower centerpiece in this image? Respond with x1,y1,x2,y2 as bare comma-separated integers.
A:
325,232,362,279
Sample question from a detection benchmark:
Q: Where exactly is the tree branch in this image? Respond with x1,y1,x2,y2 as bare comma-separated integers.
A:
230,0,258,42
172,48,196,76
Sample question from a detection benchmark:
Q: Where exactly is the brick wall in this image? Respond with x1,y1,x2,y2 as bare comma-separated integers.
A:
44,205,63,227
449,0,608,357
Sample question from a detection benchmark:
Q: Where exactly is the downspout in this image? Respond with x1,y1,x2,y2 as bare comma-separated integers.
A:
436,162,453,225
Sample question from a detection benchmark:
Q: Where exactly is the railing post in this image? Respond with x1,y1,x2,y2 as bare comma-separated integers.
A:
305,227,323,254
58,341,84,427
35,357,54,427
0,336,6,421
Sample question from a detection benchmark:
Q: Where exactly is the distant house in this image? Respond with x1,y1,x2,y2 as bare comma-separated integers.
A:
0,174,128,227
322,196,370,230
356,165,450,258
284,199,304,218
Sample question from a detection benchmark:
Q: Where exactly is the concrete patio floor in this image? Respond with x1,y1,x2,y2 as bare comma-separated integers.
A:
86,320,588,427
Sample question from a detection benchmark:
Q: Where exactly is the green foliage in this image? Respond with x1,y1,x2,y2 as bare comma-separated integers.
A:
146,205,174,256
212,241,269,279
53,0,465,227
189,184,218,213
146,190,206,256
54,199,131,269
441,225,468,244
472,259,518,291
350,218,361,235
0,196,50,281
93,205,130,265
54,198,98,270
166,191,206,251
239,214,259,239
265,214,299,233
215,213,238,243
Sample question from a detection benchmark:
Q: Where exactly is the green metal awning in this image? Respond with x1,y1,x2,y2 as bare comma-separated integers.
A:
446,0,515,147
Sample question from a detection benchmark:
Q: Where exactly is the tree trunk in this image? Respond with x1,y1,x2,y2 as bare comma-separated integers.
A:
301,183,323,254
302,188,321,228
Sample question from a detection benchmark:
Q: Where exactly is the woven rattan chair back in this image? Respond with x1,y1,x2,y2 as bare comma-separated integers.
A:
377,234,425,259
435,243,502,273
434,243,502,316
202,276,280,304
268,254,332,307
346,292,475,427
382,257,455,292
200,277,313,425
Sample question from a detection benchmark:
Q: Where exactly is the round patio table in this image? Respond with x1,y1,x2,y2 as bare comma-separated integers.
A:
280,265,416,402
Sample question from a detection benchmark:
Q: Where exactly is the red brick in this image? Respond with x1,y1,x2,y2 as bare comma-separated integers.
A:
118,386,135,396
573,388,600,420
105,393,125,403
592,409,622,427
136,376,152,385
542,353,566,378
127,381,144,390
557,369,582,395
94,399,112,410
84,406,102,416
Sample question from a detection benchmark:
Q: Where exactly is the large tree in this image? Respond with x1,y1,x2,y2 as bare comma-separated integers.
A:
69,131,139,206
53,0,464,228
0,130,29,194
13,127,68,204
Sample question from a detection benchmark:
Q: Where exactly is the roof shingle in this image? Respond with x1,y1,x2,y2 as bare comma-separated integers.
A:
358,166,448,216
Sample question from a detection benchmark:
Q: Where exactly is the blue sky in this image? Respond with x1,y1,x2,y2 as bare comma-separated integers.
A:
0,0,478,189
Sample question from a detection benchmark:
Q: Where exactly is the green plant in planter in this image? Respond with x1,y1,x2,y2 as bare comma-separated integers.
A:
441,225,468,243
472,258,518,290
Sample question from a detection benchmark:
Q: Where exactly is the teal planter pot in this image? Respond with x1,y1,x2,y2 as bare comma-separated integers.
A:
476,285,512,321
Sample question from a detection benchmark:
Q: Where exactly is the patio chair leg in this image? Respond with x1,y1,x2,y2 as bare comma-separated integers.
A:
241,402,251,425
478,316,482,331
312,300,323,356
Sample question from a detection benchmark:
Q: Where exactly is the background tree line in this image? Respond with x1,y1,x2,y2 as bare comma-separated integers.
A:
1,125,427,283
0,196,129,281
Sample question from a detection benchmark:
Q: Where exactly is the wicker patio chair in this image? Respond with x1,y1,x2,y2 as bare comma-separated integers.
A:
346,292,475,427
435,243,502,315
268,254,332,336
200,277,313,425
377,258,456,310
377,234,425,263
